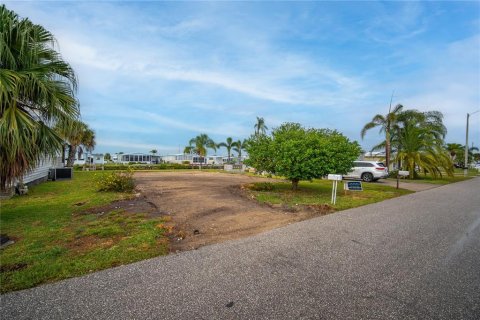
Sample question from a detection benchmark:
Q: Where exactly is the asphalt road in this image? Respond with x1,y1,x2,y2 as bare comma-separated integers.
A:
2,178,479,319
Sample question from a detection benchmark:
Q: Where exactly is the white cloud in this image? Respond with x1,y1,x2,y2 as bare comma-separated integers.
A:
96,138,175,153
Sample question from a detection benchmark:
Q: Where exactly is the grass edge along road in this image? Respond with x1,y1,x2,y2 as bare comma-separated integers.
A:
0,172,169,294
245,179,413,211
2,171,413,293
385,168,477,185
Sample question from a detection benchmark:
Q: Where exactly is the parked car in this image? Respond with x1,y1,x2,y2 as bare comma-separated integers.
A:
343,161,389,182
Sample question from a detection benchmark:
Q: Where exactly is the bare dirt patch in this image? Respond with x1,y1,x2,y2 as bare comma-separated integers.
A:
135,171,332,252
78,196,161,218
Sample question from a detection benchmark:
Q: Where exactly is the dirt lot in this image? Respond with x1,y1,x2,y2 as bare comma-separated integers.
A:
134,171,330,252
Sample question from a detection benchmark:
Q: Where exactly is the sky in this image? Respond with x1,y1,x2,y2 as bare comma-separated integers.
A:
5,1,480,155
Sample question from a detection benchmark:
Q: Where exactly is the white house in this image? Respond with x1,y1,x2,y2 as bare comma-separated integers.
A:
113,153,160,164
161,153,224,165
21,156,64,185
73,153,105,166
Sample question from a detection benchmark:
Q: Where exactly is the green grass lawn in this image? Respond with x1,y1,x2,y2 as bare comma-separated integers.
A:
387,168,477,185
0,172,169,293
246,179,413,211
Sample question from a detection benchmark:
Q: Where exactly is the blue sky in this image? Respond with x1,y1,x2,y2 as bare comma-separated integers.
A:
5,1,480,155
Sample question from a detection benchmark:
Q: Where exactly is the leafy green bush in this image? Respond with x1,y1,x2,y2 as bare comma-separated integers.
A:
388,170,398,178
95,169,135,192
249,182,275,191
245,122,361,189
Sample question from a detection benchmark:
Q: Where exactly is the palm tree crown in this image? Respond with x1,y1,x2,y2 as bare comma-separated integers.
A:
218,137,235,161
254,116,268,136
390,109,452,178
361,104,403,169
233,139,247,159
0,5,79,189
186,134,216,157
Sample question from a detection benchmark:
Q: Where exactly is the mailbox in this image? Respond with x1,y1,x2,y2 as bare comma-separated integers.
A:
398,171,409,177
327,174,343,181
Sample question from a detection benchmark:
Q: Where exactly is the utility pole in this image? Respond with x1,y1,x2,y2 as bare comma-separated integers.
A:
465,110,480,176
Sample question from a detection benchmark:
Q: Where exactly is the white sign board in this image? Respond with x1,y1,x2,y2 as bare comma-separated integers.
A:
398,171,409,177
327,174,343,181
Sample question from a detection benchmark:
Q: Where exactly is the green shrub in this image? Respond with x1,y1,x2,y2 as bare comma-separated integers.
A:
388,170,398,178
95,169,135,192
249,182,275,191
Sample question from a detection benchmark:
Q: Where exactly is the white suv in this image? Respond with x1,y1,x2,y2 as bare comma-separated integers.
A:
343,161,388,182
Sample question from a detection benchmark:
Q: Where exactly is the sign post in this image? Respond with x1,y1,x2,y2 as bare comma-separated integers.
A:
327,174,342,205
396,170,409,189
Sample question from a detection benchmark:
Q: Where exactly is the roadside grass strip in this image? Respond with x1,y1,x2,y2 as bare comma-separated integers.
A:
246,179,413,211
0,172,169,293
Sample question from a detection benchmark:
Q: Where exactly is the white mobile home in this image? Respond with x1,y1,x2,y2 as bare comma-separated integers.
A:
162,154,224,165
114,153,160,164
73,153,105,166
22,156,64,185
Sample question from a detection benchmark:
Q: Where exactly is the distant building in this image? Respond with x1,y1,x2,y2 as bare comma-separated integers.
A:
361,151,386,162
113,153,160,164
162,153,224,165
73,153,105,166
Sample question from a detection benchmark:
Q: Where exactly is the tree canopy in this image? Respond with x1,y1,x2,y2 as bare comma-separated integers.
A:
0,5,79,189
245,123,361,189
254,116,268,136
372,109,453,178
361,104,403,169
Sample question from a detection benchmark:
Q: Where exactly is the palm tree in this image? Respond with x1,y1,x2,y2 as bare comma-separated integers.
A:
150,149,157,163
218,137,235,162
0,5,79,190
391,110,452,179
445,143,464,161
56,120,95,166
185,134,216,169
254,116,268,136
233,139,248,163
77,126,95,162
361,104,404,170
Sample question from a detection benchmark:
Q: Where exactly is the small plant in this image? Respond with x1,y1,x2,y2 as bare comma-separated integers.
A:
249,182,275,191
95,169,135,192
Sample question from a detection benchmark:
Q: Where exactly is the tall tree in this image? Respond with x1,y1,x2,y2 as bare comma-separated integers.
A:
361,104,403,170
246,123,360,189
218,137,235,162
390,110,452,179
56,120,95,166
150,149,157,163
445,143,464,162
254,116,268,136
0,5,79,190
233,139,247,161
185,134,216,168
79,126,95,161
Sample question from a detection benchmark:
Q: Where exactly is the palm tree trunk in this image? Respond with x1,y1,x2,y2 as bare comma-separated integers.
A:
385,130,390,170
66,145,76,167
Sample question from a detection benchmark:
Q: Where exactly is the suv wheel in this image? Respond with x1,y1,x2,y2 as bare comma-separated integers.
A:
361,172,374,182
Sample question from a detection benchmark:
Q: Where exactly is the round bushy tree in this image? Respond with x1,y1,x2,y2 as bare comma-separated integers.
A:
246,123,361,189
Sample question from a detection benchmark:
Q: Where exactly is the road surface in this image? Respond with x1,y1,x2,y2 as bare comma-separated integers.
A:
2,178,479,319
